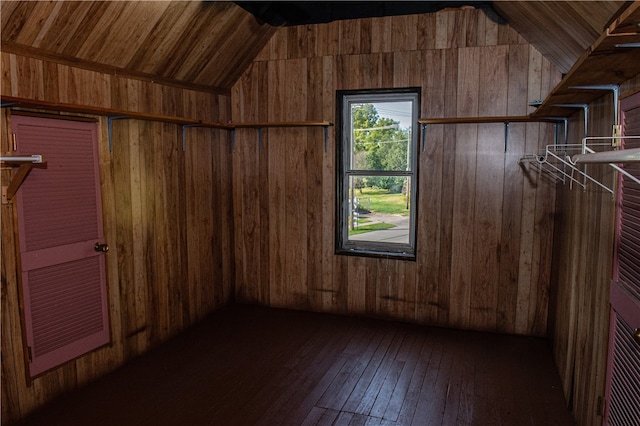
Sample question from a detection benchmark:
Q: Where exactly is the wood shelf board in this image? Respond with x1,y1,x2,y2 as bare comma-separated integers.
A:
233,121,333,129
1,96,332,131
418,116,560,125
1,95,211,126
608,2,640,34
532,2,640,118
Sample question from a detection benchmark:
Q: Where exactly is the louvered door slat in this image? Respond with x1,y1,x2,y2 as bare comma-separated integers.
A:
608,314,640,426
12,115,109,378
17,124,101,252
606,94,640,426
618,102,640,297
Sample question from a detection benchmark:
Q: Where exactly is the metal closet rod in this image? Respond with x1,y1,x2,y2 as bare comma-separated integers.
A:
572,148,640,164
418,115,565,152
0,154,45,163
571,135,640,165
417,115,563,124
0,96,333,153
0,95,233,128
0,95,333,129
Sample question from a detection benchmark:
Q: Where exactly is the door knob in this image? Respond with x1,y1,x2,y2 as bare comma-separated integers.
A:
94,242,109,253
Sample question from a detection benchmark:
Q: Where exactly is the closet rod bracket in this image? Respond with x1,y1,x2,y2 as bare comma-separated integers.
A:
181,124,201,152
0,155,46,204
107,116,128,153
504,121,509,152
231,129,236,153
323,125,329,153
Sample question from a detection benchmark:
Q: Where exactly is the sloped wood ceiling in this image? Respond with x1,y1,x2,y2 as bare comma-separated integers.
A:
0,1,631,93
493,1,628,74
0,1,276,93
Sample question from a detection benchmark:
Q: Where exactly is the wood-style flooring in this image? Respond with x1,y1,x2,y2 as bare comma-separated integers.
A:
14,304,574,426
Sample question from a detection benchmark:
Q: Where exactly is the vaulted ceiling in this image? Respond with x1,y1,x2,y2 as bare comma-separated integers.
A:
0,1,276,94
492,1,628,74
0,1,631,94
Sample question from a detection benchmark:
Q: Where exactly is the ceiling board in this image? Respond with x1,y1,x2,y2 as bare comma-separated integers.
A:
493,1,627,74
532,3,640,118
0,0,633,92
0,1,276,92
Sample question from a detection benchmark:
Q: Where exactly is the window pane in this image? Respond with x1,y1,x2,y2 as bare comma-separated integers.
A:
350,101,413,172
337,88,418,259
346,175,412,246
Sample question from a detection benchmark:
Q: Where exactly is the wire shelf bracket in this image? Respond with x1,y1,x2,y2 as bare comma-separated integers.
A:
519,136,640,197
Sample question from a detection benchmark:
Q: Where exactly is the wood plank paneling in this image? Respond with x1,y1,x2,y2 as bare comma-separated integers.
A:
470,44,508,331
497,43,529,333
415,49,443,325
548,89,626,426
306,58,324,313
231,8,562,334
449,46,480,330
1,53,234,424
284,59,308,309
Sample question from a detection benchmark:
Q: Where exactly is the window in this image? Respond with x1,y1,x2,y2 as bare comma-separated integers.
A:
336,88,420,259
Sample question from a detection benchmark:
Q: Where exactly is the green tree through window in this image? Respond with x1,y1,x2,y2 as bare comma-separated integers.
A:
352,103,411,191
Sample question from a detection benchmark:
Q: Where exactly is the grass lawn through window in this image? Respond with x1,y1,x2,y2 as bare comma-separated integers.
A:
349,222,396,235
357,187,410,216
349,188,410,236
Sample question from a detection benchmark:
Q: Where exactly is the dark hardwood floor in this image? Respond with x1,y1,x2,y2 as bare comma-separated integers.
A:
14,304,574,426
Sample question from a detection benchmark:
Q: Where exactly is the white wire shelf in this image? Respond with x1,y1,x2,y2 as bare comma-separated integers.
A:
519,136,640,196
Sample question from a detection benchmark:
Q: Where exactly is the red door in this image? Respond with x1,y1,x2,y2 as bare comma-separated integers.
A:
604,94,640,425
12,114,110,378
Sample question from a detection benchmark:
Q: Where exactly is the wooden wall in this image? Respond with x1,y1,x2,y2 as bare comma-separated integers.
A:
1,53,234,423
230,9,562,335
550,76,640,426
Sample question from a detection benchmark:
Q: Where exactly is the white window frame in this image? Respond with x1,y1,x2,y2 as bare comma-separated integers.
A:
335,88,420,259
